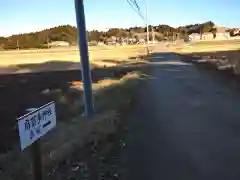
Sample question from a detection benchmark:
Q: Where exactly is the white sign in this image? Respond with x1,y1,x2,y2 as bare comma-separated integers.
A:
18,102,56,150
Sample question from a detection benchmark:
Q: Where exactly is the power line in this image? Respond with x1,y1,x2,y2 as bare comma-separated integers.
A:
126,0,150,54
132,0,141,15
126,0,145,21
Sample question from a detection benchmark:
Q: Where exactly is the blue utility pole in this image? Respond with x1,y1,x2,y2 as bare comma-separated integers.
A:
74,0,94,117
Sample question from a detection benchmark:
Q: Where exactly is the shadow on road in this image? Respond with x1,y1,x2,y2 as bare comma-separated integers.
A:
118,50,240,180
149,52,181,62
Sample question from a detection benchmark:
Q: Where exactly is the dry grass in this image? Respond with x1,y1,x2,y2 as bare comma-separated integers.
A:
0,71,146,180
164,40,240,76
72,72,141,92
180,44,240,53
172,39,240,75
170,41,240,54
0,45,148,68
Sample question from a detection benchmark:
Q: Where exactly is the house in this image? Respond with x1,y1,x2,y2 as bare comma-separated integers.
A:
106,41,116,45
189,33,201,41
98,42,105,45
105,36,117,45
119,38,127,44
138,39,145,44
48,41,70,47
202,32,214,40
88,41,98,46
189,32,231,41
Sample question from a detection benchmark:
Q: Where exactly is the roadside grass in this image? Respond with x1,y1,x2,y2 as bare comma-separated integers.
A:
0,66,149,180
168,41,240,76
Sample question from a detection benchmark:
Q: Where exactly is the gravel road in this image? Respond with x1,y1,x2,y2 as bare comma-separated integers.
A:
118,49,240,180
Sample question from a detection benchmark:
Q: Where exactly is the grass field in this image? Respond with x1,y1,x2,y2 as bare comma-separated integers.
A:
172,39,240,53
0,44,149,68
0,43,151,179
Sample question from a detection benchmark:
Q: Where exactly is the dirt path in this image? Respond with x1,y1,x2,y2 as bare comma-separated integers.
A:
118,50,240,180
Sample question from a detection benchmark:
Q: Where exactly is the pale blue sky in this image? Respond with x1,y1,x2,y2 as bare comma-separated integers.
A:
0,0,239,36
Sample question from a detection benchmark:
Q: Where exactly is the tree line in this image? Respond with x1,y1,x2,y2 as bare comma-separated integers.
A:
0,21,219,50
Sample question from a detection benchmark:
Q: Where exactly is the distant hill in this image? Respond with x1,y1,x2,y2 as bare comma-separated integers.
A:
0,21,233,50
0,25,78,50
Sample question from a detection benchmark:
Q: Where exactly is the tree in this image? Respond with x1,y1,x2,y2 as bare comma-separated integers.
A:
117,31,128,38
106,28,119,37
229,29,235,37
210,28,217,39
0,21,217,49
202,22,214,33
88,30,101,41
134,35,139,42
155,33,165,41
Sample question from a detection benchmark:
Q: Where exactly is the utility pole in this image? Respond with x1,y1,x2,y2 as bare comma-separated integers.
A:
75,0,94,117
146,0,149,54
47,36,50,49
173,32,175,44
17,40,19,50
152,27,155,43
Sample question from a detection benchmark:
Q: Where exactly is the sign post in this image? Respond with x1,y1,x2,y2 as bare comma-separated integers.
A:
32,140,43,180
18,101,56,180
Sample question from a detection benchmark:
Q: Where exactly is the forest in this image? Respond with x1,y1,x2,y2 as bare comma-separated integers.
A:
0,21,219,50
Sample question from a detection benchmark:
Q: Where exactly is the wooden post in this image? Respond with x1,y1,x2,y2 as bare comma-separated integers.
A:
32,140,43,180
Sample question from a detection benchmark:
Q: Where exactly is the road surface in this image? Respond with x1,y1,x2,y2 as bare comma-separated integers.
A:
118,50,240,180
